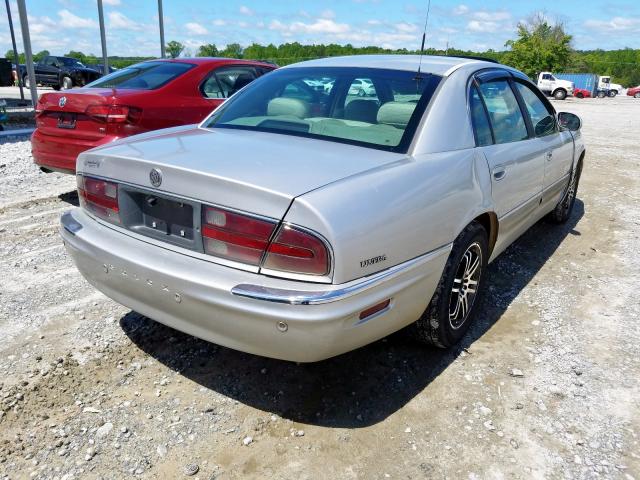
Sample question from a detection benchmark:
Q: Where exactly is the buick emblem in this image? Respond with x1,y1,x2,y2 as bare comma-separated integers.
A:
149,168,163,187
58,96,67,107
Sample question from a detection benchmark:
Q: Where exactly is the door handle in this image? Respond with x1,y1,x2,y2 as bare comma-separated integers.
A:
492,166,507,181
546,151,553,161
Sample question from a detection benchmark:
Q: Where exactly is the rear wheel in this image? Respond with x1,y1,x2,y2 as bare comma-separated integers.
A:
61,76,73,90
554,89,567,100
411,221,488,348
597,91,607,98
575,92,584,99
635,92,640,99
609,90,618,98
548,161,582,224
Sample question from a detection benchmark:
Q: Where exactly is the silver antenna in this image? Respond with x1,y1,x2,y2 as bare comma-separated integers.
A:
416,0,432,78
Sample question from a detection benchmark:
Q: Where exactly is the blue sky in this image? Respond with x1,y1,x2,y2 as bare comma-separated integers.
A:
1,0,639,57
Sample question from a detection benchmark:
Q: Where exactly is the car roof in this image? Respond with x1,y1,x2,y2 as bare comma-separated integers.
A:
281,55,500,76
150,57,275,67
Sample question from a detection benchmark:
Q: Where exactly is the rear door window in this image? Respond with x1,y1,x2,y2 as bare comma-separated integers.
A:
478,80,529,144
86,61,195,90
470,85,493,146
201,66,257,99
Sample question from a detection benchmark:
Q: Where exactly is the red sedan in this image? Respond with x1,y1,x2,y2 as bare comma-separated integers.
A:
627,85,640,98
32,58,276,174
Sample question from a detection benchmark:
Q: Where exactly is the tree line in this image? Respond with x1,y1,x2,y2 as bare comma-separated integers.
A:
5,16,640,87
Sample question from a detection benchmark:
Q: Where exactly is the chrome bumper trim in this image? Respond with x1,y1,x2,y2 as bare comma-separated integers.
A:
231,244,451,305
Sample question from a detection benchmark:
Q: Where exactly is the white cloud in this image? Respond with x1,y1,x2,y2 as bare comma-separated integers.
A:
289,19,351,35
320,9,336,19
239,5,254,16
108,11,141,30
103,0,121,5
584,16,640,32
467,20,501,33
58,9,97,29
394,22,417,33
212,19,227,27
186,22,208,35
453,4,469,15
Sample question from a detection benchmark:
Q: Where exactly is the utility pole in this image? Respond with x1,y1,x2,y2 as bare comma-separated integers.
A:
158,0,166,58
16,0,38,105
4,0,26,104
97,0,109,76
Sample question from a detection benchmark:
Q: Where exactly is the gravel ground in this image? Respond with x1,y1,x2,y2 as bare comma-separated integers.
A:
0,97,639,480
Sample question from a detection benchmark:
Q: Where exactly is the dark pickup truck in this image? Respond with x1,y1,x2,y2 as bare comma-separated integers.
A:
21,56,102,90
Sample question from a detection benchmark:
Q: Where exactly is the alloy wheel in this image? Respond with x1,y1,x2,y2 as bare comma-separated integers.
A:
448,242,482,329
561,174,578,217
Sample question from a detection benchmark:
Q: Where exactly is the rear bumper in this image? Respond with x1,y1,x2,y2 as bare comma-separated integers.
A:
31,129,118,174
61,209,449,362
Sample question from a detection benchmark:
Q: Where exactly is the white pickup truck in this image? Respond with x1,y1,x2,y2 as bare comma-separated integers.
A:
537,72,574,100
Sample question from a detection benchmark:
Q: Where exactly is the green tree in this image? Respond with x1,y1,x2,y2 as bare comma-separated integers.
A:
166,40,185,59
503,13,573,78
33,50,50,62
220,43,243,58
197,43,219,57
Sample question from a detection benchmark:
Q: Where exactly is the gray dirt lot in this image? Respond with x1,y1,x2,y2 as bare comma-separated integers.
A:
0,96,639,480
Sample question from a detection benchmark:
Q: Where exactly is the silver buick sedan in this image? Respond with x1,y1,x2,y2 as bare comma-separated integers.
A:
60,55,585,362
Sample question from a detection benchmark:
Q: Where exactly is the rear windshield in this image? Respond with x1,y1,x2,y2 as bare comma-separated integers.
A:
86,61,195,90
202,67,441,152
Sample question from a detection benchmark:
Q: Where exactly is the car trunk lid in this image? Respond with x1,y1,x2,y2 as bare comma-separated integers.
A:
77,125,407,220
35,88,143,140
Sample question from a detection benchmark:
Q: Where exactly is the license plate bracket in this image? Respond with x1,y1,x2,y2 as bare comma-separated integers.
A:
57,112,77,129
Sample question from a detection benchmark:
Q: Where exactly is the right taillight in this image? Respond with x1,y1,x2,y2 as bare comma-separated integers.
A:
77,174,120,224
263,225,329,276
86,104,142,124
201,205,330,277
202,206,277,266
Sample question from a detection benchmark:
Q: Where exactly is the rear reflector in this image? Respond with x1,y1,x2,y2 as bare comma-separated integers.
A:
202,206,277,266
262,225,329,276
77,175,120,224
359,299,391,320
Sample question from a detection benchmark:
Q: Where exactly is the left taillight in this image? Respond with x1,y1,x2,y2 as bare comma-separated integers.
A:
77,174,120,224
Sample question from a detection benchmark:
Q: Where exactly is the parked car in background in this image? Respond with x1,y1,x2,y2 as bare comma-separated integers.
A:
22,56,101,90
61,55,585,362
348,78,376,96
32,58,276,173
626,85,640,98
537,72,574,100
573,87,592,99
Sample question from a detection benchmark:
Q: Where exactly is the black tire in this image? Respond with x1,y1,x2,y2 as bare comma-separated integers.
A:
548,161,583,224
597,91,607,98
411,221,489,348
576,92,584,99
554,89,567,100
61,76,73,90
609,90,617,98
635,93,640,99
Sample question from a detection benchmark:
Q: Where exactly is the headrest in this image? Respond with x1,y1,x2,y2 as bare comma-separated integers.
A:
344,100,379,124
377,102,416,129
267,97,310,119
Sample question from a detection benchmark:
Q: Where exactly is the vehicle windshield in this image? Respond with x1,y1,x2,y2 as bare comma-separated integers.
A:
202,67,442,152
86,61,195,90
60,58,85,68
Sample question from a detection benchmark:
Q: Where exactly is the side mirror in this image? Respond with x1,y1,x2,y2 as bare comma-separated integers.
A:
558,112,581,132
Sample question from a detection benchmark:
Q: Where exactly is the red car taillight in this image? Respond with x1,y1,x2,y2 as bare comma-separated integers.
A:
77,175,120,224
262,225,329,276
202,206,277,266
85,104,142,124
202,206,330,276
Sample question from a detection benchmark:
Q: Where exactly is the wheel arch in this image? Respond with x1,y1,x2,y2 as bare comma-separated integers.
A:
472,212,498,257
